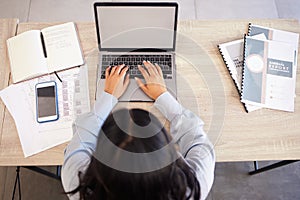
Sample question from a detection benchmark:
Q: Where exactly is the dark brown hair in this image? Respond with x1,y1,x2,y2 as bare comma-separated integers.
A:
68,109,200,200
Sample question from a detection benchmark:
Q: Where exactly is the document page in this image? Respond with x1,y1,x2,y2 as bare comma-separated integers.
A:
42,22,84,72
0,66,90,157
6,30,48,83
218,36,264,112
242,37,296,112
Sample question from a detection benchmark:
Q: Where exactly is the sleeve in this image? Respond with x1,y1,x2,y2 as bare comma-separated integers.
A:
154,92,215,200
61,92,118,196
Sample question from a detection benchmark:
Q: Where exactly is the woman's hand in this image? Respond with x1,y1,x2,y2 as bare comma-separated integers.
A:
135,61,167,100
104,64,130,99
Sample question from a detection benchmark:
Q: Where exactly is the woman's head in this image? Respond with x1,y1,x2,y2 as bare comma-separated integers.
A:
72,109,200,200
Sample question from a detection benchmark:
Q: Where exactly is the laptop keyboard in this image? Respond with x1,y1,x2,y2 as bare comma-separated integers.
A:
100,54,173,79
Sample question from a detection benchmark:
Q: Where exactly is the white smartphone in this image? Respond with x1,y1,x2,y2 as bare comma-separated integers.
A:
35,81,59,123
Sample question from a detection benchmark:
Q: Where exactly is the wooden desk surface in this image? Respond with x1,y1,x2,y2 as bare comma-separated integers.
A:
0,19,18,132
0,18,18,164
0,19,300,166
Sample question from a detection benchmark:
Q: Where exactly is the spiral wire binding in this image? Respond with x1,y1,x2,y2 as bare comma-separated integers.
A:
247,23,253,36
218,42,249,113
240,34,249,113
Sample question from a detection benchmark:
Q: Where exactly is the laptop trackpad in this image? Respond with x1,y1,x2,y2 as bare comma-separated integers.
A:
119,79,152,102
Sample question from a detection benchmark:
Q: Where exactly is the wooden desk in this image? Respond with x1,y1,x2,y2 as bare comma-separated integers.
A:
0,18,18,164
0,19,18,134
0,19,299,166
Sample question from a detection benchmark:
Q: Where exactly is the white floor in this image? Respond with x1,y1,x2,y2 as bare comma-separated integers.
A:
0,0,300,22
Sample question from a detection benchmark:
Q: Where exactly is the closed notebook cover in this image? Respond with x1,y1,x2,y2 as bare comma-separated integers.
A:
248,23,299,67
241,36,297,112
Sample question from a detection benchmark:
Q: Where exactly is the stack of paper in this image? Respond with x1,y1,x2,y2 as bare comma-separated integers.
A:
218,24,299,112
0,65,90,157
0,22,89,157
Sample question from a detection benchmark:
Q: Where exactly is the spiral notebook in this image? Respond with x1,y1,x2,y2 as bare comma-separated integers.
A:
241,24,299,112
219,24,299,112
218,39,261,112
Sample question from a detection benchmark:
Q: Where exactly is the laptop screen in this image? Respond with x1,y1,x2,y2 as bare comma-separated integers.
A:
94,3,178,51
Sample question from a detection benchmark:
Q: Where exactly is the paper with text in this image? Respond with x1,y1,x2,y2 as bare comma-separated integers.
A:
0,66,90,157
6,22,84,83
242,37,297,112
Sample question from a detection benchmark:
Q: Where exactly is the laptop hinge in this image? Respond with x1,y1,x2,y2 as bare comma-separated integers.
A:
100,48,170,53
130,48,167,53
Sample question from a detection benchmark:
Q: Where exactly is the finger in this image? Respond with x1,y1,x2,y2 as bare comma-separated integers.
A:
138,65,149,79
105,66,111,78
144,61,157,75
119,66,128,84
154,63,163,77
120,64,126,73
120,66,129,77
135,77,148,93
110,65,117,75
151,61,161,75
115,64,125,75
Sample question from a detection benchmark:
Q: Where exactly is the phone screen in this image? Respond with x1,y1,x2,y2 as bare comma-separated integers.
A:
37,86,57,118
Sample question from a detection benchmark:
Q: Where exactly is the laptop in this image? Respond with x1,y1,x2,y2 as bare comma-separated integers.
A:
94,2,178,101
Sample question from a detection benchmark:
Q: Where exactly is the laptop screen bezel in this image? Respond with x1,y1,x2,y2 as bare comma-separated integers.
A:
94,2,178,52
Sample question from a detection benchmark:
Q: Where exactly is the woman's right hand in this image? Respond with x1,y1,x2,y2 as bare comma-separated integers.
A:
104,64,129,99
135,61,167,100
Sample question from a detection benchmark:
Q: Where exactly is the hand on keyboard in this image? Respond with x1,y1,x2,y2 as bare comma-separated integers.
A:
104,64,130,99
135,61,167,100
100,54,172,79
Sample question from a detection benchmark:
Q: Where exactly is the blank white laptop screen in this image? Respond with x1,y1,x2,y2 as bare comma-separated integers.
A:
95,5,176,50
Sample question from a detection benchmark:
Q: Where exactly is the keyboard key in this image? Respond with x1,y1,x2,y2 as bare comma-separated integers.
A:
134,74,144,79
102,62,109,66
101,54,173,79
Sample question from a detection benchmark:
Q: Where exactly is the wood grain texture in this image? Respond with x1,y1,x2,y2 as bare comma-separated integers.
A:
179,19,300,161
0,19,299,165
0,19,18,146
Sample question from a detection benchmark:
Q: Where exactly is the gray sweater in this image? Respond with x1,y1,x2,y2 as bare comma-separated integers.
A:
62,91,215,200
